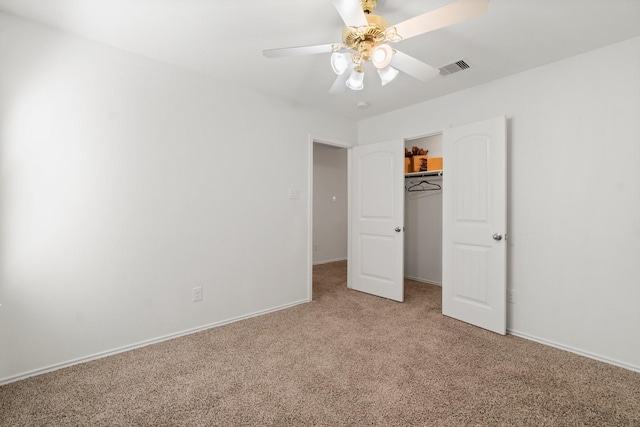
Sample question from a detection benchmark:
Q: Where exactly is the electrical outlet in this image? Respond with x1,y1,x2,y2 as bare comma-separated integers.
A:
289,188,299,199
313,244,318,252
507,288,516,304
193,287,203,302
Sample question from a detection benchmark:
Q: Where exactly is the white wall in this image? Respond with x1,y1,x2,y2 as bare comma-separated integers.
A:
0,13,356,383
359,36,640,371
407,134,443,158
313,144,348,264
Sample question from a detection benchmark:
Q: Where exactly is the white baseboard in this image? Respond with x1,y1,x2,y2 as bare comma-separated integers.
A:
313,257,347,265
0,299,309,386
507,329,640,373
6,300,637,385
404,275,442,286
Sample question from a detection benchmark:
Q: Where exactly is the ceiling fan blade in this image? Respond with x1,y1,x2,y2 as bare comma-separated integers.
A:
329,72,350,94
391,0,488,41
263,44,336,58
390,50,440,82
332,0,368,28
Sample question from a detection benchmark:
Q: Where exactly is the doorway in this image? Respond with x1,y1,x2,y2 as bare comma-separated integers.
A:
312,143,348,266
308,137,354,301
404,134,443,286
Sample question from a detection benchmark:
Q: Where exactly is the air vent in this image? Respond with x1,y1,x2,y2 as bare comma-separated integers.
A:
439,59,471,76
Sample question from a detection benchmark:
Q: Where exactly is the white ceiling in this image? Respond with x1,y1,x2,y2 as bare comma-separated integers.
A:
1,0,639,119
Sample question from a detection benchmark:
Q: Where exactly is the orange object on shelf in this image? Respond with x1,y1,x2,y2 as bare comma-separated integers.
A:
427,157,443,171
404,158,411,174
411,155,428,172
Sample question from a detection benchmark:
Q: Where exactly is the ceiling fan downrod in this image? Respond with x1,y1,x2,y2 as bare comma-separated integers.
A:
360,0,377,14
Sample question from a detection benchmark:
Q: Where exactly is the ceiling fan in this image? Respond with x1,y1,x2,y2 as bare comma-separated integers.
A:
263,0,488,93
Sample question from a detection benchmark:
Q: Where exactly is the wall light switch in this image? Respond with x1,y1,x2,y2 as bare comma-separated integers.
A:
193,287,203,302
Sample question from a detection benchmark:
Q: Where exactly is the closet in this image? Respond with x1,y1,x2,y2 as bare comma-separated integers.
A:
404,134,443,285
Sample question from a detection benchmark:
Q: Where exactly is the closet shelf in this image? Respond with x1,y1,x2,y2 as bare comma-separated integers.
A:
405,170,443,178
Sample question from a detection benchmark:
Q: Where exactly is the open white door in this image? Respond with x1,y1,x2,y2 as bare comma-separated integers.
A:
349,140,405,302
442,116,507,334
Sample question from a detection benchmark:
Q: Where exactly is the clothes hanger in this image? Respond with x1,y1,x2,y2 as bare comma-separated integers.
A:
406,180,441,192
419,180,441,190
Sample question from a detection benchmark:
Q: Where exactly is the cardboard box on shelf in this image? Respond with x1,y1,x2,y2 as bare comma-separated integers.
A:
411,155,428,172
427,157,443,171
404,158,411,174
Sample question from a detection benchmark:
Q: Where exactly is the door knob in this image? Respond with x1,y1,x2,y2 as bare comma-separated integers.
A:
493,233,503,241
395,227,402,232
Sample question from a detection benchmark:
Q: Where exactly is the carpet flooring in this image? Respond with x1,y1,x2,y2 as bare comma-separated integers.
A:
1,260,639,426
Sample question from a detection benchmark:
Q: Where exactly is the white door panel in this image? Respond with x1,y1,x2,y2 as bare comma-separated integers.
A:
349,140,404,302
443,116,507,334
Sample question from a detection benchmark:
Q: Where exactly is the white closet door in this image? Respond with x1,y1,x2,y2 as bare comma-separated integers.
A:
349,140,405,302
442,116,507,334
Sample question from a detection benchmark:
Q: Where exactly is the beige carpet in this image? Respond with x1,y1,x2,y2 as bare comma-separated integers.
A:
1,260,639,426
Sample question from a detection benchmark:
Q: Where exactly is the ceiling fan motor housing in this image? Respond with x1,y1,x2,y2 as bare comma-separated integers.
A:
342,13,389,62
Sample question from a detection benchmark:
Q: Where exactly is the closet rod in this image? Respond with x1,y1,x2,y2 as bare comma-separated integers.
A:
404,170,443,178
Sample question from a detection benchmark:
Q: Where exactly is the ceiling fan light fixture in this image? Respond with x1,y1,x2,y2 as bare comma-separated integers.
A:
377,65,399,86
264,0,490,94
346,66,364,90
331,51,351,75
370,44,394,69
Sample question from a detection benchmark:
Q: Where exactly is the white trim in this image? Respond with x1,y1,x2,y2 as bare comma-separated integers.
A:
0,299,309,386
307,134,314,303
347,148,352,289
507,329,640,374
404,276,442,287
5,300,636,385
313,257,347,266
311,135,356,150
